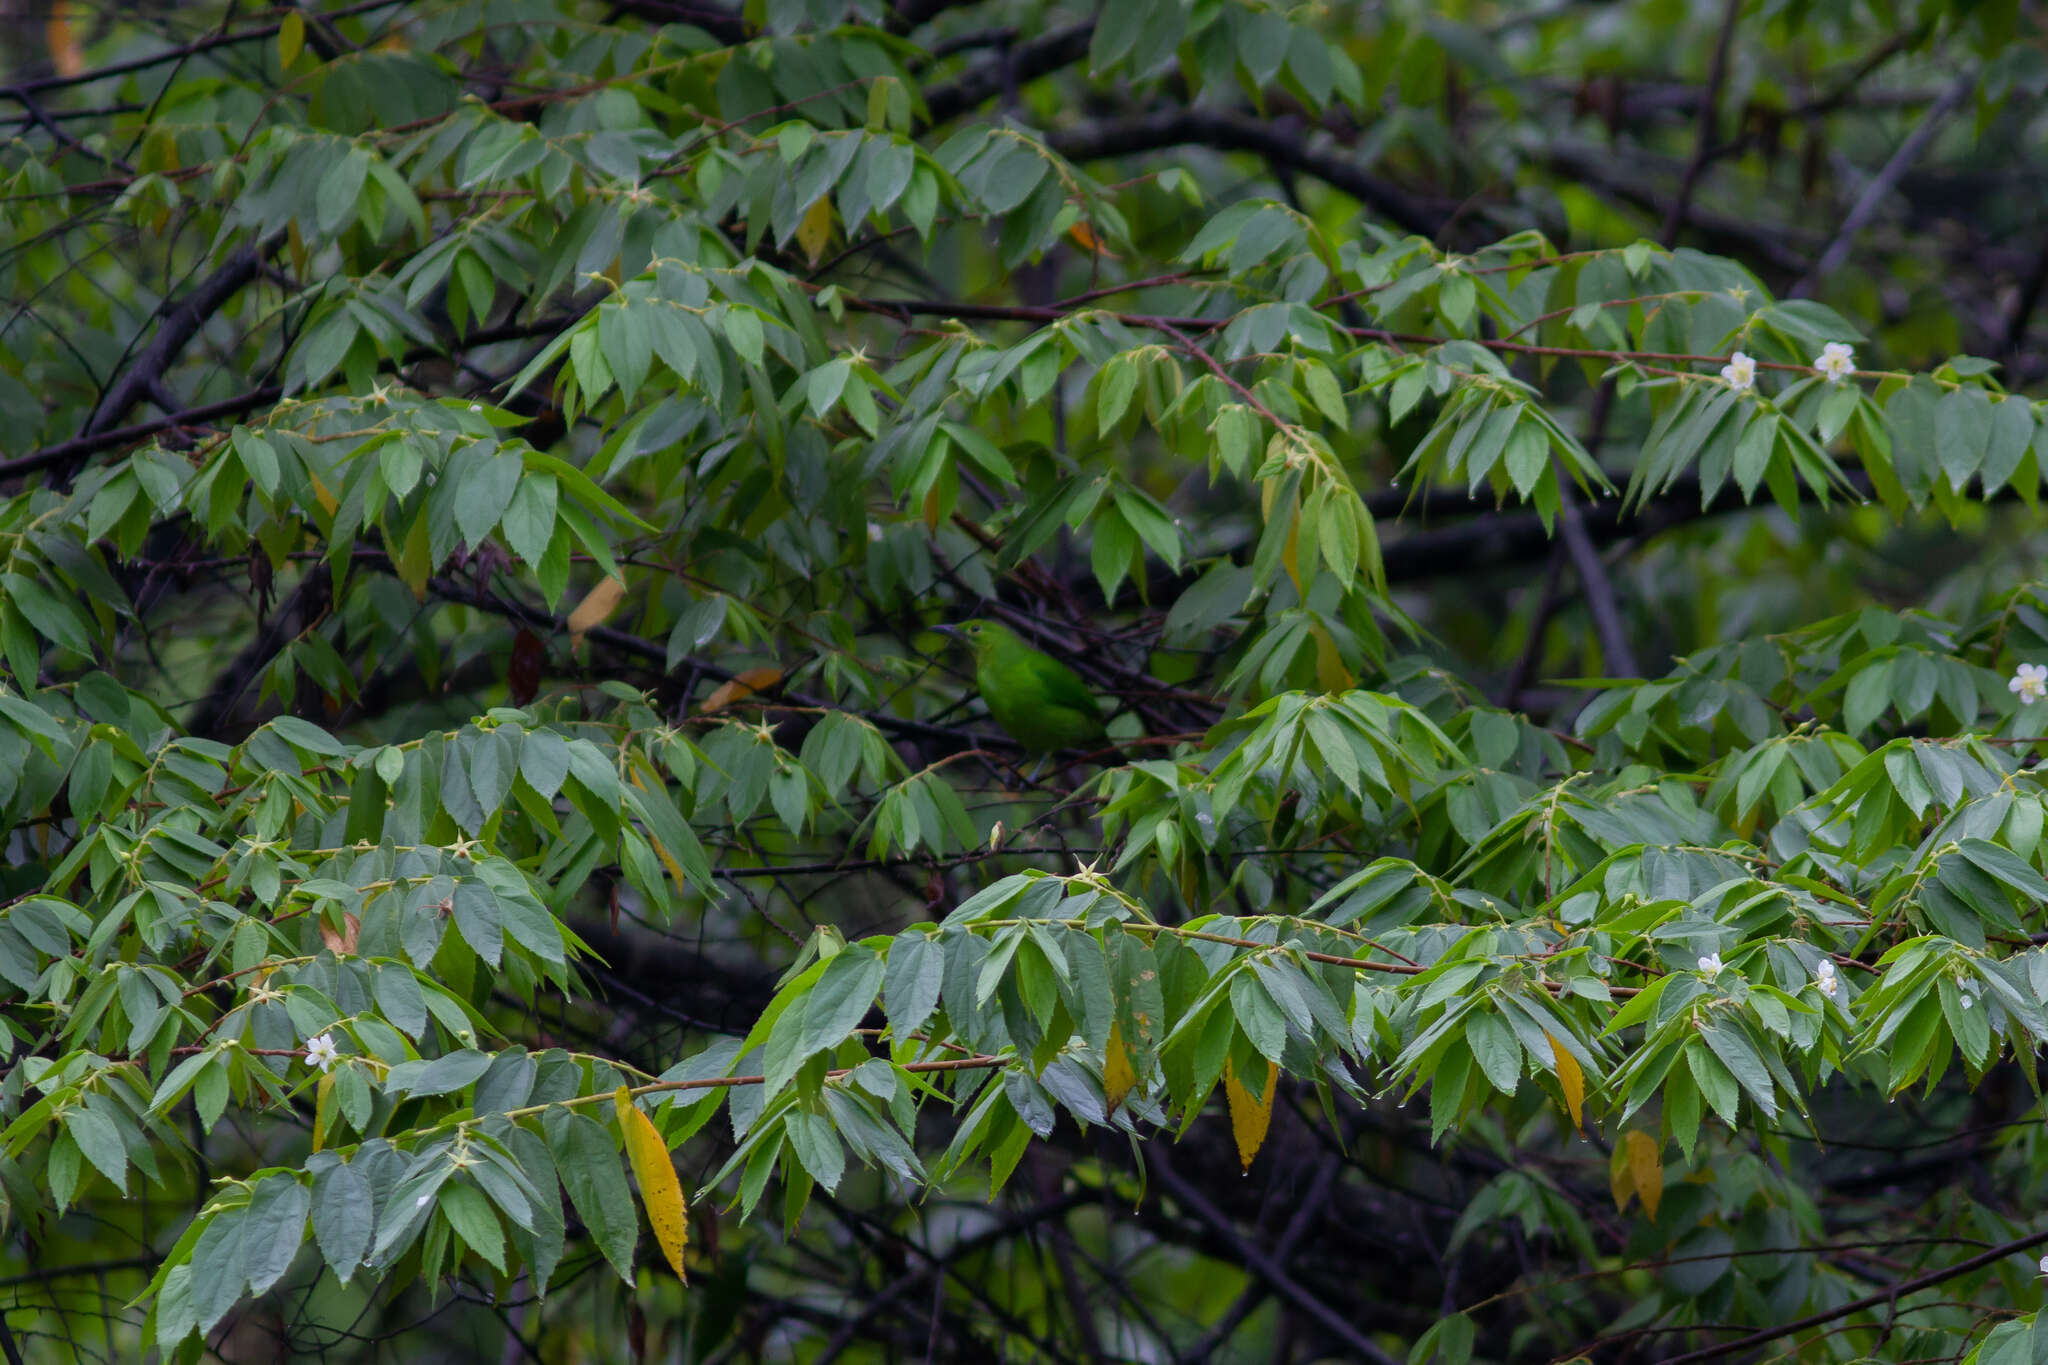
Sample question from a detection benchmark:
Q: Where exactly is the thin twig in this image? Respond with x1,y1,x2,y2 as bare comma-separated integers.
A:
1794,67,1978,297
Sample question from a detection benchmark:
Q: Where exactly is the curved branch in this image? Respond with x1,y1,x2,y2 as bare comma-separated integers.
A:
1149,1149,1403,1365
1049,108,1442,237
919,23,1093,128
1655,1225,2048,1365
62,230,288,487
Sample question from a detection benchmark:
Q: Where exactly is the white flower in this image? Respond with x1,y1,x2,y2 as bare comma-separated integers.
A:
468,403,482,413
1720,352,1756,392
1814,960,1839,998
304,1033,339,1073
1698,952,1724,980
2012,663,2048,705
2038,1254,2048,1276
1814,342,1856,384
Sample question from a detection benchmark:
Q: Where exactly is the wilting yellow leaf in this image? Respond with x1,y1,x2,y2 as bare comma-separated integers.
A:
1223,1057,1279,1171
1067,221,1115,257
700,666,782,715
615,1087,689,1283
1103,1020,1137,1114
307,472,338,517
1624,1129,1663,1220
567,575,627,652
1547,1032,1583,1134
1608,1140,1633,1213
796,197,834,267
312,1072,335,1153
278,11,305,68
46,3,86,77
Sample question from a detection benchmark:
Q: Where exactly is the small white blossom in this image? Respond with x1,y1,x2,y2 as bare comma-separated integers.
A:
2012,662,2048,705
1720,352,1756,393
304,1033,339,1072
1960,989,1976,1010
1814,960,1839,998
468,403,482,413
2038,1254,2048,1277
1698,952,1724,981
1814,342,1856,384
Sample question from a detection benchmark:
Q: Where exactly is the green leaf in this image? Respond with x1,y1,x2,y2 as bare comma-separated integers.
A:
65,1103,128,1192
544,1110,638,1283
312,1159,373,1283
801,944,886,1057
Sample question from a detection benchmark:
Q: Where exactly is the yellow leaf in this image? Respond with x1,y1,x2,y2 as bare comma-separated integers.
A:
614,1087,690,1284
1103,1021,1136,1114
46,3,85,78
567,575,627,652
312,1072,335,1153
1067,221,1116,257
1223,1057,1278,1171
796,197,834,267
1624,1129,1663,1221
278,11,305,68
1546,1032,1584,1134
1608,1140,1633,1213
307,471,338,517
700,666,782,715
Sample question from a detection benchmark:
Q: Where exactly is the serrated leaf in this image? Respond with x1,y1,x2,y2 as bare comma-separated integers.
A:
614,1087,689,1283
1624,1130,1662,1220
1223,1055,1278,1170
1545,1031,1583,1134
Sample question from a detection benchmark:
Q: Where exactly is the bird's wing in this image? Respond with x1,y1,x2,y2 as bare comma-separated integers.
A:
1024,651,1102,721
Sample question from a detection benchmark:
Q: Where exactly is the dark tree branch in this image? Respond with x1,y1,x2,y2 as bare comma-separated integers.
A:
64,230,288,488
1551,464,1637,676
1498,542,1571,705
603,0,749,45
1793,67,1977,297
0,0,405,102
1175,1154,1341,1364
183,572,328,741
1048,108,1442,237
1660,0,1743,242
3,311,586,482
1653,1225,2048,1365
1544,144,1815,274
919,23,1093,128
418,571,1009,752
1148,1149,1403,1365
887,0,976,34
2003,236,2048,358
0,386,281,479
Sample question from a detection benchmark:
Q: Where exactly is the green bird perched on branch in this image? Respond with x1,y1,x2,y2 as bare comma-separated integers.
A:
939,620,1108,755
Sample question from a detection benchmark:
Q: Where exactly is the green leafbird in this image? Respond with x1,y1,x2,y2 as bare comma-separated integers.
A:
940,620,1108,754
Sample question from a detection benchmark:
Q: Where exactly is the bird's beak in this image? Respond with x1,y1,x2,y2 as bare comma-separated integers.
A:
934,624,965,640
